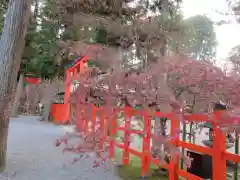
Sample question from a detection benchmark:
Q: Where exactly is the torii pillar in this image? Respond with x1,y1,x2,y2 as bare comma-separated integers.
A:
63,56,88,123
50,56,88,124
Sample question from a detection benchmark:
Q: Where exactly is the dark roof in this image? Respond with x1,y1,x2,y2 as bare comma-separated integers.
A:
56,92,65,96
24,73,41,78
64,55,86,70
213,102,227,110
202,122,212,128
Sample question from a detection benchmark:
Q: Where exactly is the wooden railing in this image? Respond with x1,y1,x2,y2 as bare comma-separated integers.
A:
74,106,240,180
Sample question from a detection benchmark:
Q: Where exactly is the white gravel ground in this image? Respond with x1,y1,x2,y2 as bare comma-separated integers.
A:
0,116,121,180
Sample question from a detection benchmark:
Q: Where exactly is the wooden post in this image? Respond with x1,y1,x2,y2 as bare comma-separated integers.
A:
109,110,117,159
64,70,71,121
74,67,78,80
69,103,73,124
99,112,106,149
212,113,226,180
122,108,131,165
91,105,97,132
80,62,85,74
141,112,151,177
168,115,180,180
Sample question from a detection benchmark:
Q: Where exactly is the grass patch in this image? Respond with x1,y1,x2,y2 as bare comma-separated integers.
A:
114,147,168,180
117,165,168,180
115,147,142,166
113,120,168,179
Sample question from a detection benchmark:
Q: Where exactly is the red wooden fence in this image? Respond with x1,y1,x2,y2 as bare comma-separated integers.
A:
74,106,240,180
24,77,41,84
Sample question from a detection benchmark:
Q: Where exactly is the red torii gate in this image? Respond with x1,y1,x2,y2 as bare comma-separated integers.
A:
50,56,88,124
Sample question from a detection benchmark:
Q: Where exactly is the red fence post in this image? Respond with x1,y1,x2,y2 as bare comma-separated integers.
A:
212,113,226,180
69,103,73,124
64,70,71,121
91,105,97,132
141,112,151,177
99,112,106,149
82,116,87,133
74,67,78,80
122,108,131,165
168,114,180,180
109,110,117,159
82,106,89,133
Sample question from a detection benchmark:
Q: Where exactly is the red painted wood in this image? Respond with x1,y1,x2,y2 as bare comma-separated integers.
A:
50,104,68,124
225,152,240,163
24,77,41,84
73,105,240,180
212,120,226,180
74,67,78,80
51,56,89,125
91,105,97,132
68,56,88,72
109,112,117,159
117,127,144,135
114,143,142,157
168,115,180,180
122,108,132,165
151,157,170,169
178,141,213,155
64,70,71,122
97,112,106,149
141,113,151,177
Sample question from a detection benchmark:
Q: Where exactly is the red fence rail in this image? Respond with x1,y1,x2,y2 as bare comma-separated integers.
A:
74,106,240,180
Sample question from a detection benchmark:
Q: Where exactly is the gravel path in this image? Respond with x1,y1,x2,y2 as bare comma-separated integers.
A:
0,116,121,180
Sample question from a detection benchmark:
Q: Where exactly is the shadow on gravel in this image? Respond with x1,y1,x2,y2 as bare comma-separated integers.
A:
0,116,121,180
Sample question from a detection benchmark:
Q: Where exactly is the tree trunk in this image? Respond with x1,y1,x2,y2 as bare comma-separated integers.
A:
0,121,8,172
40,80,61,121
41,99,52,121
11,73,24,117
160,37,167,57
33,0,39,21
0,0,32,172
25,84,37,115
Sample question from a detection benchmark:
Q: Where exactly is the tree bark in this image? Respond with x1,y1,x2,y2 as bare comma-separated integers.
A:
0,0,32,172
41,80,62,121
11,73,24,117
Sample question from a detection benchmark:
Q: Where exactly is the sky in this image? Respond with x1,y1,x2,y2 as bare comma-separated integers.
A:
182,0,240,60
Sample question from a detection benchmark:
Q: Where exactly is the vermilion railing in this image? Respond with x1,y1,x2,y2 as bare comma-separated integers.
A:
24,77,41,84
74,105,240,180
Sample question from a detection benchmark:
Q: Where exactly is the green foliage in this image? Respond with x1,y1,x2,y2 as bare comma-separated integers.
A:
21,0,62,79
95,26,108,44
0,0,7,31
94,25,121,47
0,0,217,80
183,15,217,60
21,57,58,79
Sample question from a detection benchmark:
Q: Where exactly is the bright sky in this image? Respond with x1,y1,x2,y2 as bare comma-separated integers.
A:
182,0,240,60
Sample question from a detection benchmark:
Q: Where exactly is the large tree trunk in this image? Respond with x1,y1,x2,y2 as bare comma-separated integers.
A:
0,0,32,172
11,73,24,117
40,80,63,121
25,84,37,115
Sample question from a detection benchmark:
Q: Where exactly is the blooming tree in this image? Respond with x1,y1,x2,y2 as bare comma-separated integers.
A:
56,54,240,169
